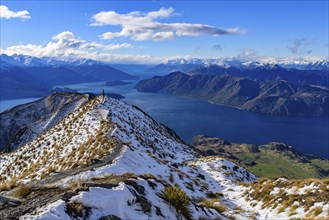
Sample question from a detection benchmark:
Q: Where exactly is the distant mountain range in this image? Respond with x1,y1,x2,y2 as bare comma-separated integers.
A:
160,57,329,71
135,72,329,116
0,54,138,100
1,54,328,101
147,58,329,86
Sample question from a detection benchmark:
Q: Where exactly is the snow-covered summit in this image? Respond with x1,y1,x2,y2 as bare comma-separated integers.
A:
163,56,329,71
0,54,108,67
70,58,107,66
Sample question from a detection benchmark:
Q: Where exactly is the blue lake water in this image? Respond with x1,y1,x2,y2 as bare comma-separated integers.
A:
0,97,41,113
1,80,328,159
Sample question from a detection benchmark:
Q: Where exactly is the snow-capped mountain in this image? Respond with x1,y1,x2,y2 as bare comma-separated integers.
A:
70,58,108,66
279,60,329,70
0,54,43,66
0,94,327,219
0,54,108,67
11,54,51,66
164,58,210,66
161,57,329,71
2,53,328,70
150,57,329,87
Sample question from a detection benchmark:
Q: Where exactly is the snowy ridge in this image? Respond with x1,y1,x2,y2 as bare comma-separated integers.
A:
0,95,328,219
2,54,327,70
164,57,329,70
0,54,107,67
0,96,106,184
52,97,255,218
243,178,329,219
0,93,94,152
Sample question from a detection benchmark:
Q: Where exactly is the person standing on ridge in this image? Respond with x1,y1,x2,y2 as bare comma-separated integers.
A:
102,89,105,102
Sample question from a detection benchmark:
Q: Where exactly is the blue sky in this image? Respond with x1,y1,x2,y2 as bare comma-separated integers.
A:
1,0,328,63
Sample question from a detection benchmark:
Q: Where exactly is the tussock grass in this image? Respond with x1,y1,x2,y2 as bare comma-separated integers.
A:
160,186,191,219
199,198,226,214
0,96,118,187
12,185,33,199
0,178,18,192
245,178,329,217
307,206,323,218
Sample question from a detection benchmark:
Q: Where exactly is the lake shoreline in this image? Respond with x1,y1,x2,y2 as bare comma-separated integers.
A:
1,81,328,159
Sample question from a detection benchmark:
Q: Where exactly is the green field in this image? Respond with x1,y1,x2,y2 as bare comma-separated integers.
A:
194,136,329,179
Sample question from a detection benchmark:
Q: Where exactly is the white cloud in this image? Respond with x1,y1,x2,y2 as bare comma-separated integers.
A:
152,32,175,41
0,5,31,19
104,43,132,51
237,48,258,60
147,7,174,19
92,7,247,41
1,31,169,64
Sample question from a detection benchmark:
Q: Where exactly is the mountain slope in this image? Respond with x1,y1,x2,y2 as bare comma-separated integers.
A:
0,60,51,100
135,72,329,116
193,135,329,179
0,92,95,152
26,66,94,86
0,94,327,219
189,64,329,87
68,64,138,81
0,95,255,219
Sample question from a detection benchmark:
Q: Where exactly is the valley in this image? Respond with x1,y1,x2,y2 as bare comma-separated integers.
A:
1,1,328,219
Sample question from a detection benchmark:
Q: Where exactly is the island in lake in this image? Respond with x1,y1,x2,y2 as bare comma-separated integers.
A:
105,80,132,86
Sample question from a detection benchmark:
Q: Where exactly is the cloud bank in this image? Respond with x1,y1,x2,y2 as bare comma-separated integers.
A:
1,7,250,63
1,31,165,64
92,7,247,41
0,5,31,19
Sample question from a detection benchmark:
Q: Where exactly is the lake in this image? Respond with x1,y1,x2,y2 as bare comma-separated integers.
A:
1,80,328,159
0,97,41,113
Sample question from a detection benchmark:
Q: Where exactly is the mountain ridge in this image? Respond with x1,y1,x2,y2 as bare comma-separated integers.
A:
135,72,329,116
162,57,329,71
0,92,95,152
0,93,328,219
